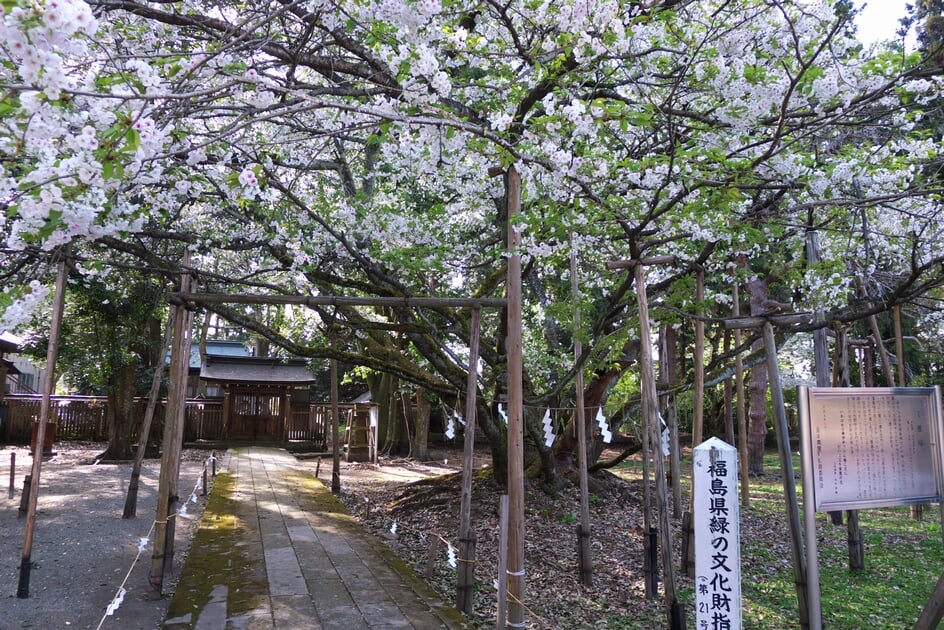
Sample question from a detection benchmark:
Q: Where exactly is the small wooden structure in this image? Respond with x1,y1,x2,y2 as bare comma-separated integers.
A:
200,355,316,442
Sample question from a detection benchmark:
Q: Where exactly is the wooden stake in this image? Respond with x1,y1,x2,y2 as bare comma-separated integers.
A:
456,306,482,614
18,253,68,598
570,240,593,587
505,165,526,629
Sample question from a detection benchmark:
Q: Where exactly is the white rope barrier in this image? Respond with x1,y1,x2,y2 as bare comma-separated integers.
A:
94,453,216,629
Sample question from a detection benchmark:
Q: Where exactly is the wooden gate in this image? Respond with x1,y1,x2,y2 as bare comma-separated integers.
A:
225,387,284,441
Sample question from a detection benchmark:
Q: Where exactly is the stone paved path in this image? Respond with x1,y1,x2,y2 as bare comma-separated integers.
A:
163,447,468,629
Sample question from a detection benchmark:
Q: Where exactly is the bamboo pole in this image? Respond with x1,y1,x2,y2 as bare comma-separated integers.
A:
124,313,174,519
505,165,526,629
634,262,683,628
17,253,68,598
456,306,482,613
570,241,593,586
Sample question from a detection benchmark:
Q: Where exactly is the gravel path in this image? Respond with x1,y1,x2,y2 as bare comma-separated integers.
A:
0,443,214,630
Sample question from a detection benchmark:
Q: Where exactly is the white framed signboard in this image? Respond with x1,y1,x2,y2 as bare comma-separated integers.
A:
798,386,944,512
797,386,944,630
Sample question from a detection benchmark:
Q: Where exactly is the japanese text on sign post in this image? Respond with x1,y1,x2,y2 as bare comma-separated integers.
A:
694,437,741,630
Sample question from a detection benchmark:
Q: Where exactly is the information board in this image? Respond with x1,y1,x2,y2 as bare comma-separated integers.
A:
798,386,944,512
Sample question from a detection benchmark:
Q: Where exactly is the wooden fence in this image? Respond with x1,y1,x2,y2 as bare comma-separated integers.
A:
1,395,363,446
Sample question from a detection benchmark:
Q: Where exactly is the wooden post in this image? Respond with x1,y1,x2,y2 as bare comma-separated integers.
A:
806,231,843,526
894,305,925,521
496,494,509,630
762,322,813,629
641,400,657,599
330,357,341,495
149,256,192,594
692,268,706,448
660,327,682,519
9,451,14,497
427,536,441,581
504,165,526,629
570,241,593,586
634,261,682,628
124,313,173,519
456,306,482,614
915,570,944,629
684,269,706,578
18,253,68,598
732,284,749,507
856,276,895,386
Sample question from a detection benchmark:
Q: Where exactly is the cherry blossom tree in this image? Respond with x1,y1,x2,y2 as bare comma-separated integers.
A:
3,0,944,482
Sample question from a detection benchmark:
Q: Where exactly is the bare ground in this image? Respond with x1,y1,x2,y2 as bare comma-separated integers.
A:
316,445,681,630
0,443,213,630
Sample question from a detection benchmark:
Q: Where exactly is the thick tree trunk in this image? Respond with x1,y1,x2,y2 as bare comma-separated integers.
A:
412,390,430,461
554,366,621,475
743,274,790,475
100,358,138,461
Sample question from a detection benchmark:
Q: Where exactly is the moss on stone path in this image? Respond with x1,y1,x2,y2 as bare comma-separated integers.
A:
163,470,268,626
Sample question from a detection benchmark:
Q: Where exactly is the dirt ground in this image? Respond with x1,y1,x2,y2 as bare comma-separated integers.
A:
0,443,214,630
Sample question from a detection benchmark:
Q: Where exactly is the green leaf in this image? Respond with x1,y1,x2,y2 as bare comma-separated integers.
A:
123,128,140,153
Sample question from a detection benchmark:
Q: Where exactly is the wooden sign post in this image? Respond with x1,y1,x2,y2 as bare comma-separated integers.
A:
693,437,742,630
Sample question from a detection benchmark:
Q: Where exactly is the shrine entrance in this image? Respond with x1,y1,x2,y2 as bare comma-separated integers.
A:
226,385,284,441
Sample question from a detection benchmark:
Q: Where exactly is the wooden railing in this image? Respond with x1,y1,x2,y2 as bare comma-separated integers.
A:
1,394,369,446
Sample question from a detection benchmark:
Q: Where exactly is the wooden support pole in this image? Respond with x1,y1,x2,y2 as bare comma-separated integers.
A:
915,569,944,629
855,277,895,387
806,231,844,526
634,262,682,628
496,494,509,630
124,313,173,519
762,322,814,630
331,357,341,495
456,306,482,614
170,292,506,309
149,256,192,594
660,326,682,519
692,269,706,448
733,284,749,507
684,268,706,578
18,253,68,598
571,240,593,587
505,165,526,629
894,305,906,388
